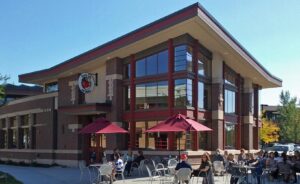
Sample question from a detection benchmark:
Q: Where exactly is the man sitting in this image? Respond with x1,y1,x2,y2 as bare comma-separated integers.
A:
173,154,192,184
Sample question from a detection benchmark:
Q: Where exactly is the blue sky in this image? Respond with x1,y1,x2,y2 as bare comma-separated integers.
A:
0,0,299,105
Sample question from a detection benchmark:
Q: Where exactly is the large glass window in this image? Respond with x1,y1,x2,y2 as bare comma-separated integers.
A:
135,50,168,77
45,82,58,93
198,57,211,77
136,58,146,77
225,89,236,114
125,86,130,110
11,129,17,148
135,81,168,110
225,122,236,149
174,79,193,107
135,121,168,150
21,128,30,149
174,45,193,72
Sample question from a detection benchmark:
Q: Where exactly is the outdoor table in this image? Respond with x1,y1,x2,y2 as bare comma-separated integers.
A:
233,165,256,183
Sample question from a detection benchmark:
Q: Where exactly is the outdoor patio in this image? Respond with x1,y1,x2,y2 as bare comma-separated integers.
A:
1,164,298,184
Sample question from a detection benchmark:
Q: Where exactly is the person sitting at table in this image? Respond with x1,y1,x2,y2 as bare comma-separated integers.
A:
110,148,121,162
174,154,192,184
192,152,214,184
112,153,124,181
131,150,145,168
124,148,134,176
245,153,257,166
277,152,293,183
226,153,241,184
238,148,246,163
266,152,279,181
291,150,300,183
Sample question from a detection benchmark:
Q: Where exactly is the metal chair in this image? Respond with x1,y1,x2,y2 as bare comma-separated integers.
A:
98,164,113,184
115,162,126,182
176,168,192,184
145,165,162,184
213,161,225,176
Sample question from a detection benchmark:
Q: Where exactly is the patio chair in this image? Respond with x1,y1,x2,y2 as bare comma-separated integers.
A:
98,164,113,184
168,159,178,168
78,160,88,182
115,162,127,182
213,161,225,176
131,159,147,176
176,168,192,184
145,165,162,184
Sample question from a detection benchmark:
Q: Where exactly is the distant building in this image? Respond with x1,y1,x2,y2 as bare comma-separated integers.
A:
0,84,43,105
261,105,280,122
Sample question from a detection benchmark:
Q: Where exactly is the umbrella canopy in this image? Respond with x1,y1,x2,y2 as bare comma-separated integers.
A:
79,118,128,134
146,113,212,133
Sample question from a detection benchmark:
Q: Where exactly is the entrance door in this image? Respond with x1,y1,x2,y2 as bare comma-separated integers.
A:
83,115,106,164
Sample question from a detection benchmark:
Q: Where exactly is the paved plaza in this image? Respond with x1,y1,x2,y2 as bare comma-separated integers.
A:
1,164,299,184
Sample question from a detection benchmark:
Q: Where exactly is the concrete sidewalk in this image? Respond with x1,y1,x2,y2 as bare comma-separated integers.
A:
1,164,292,184
0,164,230,184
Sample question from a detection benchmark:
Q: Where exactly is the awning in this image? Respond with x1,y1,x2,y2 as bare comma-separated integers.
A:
79,118,128,134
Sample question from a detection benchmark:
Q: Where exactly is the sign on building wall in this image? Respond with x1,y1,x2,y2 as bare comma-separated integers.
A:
78,73,95,93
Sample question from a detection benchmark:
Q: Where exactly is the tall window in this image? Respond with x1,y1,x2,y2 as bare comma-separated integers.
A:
174,79,193,107
135,81,168,110
45,82,58,93
224,89,236,114
134,121,167,150
174,45,193,72
21,128,30,149
11,129,17,148
135,50,168,77
224,66,237,114
225,122,236,149
125,86,130,110
198,57,211,77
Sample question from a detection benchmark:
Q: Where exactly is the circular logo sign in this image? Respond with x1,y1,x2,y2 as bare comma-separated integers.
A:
78,73,95,93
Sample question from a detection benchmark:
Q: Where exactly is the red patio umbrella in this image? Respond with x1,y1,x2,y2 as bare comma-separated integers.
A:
146,113,212,157
79,118,128,134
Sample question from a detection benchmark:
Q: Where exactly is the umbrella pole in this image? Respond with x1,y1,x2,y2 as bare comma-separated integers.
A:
178,134,180,160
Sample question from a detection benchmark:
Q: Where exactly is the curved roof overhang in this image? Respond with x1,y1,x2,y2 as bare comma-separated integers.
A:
19,3,281,88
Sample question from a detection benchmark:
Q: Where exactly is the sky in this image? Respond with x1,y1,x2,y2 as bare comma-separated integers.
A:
0,0,299,105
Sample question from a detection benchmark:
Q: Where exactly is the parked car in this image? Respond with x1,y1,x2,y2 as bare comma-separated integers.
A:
270,144,295,156
262,142,279,152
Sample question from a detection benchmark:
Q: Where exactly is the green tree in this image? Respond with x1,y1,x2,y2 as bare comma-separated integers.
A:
278,90,300,143
0,74,9,99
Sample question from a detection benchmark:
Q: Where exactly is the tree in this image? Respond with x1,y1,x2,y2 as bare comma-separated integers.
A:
0,74,9,99
278,90,300,143
260,118,280,144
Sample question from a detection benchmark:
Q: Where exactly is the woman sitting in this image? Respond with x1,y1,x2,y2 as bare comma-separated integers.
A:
192,152,214,184
112,153,124,181
226,153,241,184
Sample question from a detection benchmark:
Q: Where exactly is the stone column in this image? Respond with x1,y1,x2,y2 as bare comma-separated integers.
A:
242,78,254,150
210,53,224,150
129,54,136,149
167,39,175,151
29,114,35,149
105,57,126,149
253,85,259,149
192,40,199,151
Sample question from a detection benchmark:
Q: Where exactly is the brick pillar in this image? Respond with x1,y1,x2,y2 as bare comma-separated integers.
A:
29,114,35,149
242,78,254,150
210,53,224,150
129,54,136,149
236,75,242,149
192,40,199,151
253,85,259,149
16,116,23,149
167,39,175,151
105,57,126,149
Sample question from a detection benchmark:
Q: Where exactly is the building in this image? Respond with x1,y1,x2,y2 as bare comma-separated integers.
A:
0,84,43,106
261,105,281,123
0,3,281,166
